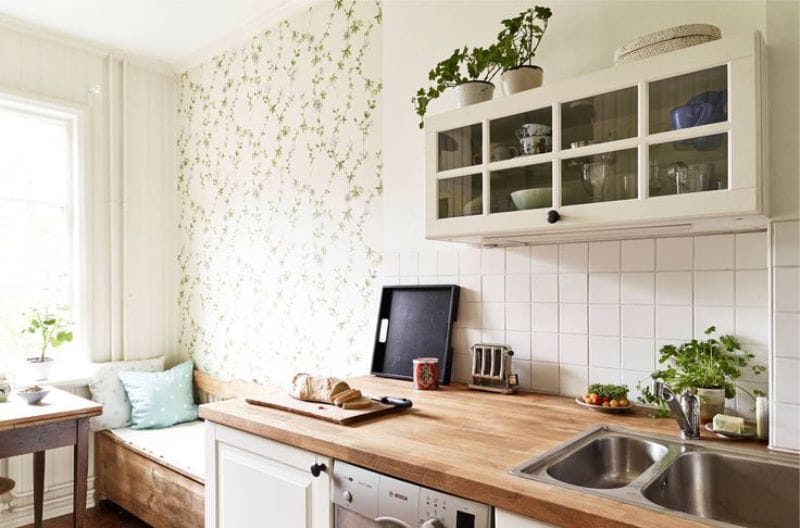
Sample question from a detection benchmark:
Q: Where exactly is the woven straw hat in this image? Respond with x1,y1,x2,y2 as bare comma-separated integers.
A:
614,24,721,65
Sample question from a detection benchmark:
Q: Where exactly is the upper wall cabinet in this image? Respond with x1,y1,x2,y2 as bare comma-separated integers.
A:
425,32,766,244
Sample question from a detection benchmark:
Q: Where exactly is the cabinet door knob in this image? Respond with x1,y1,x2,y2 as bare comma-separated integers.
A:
310,463,327,477
547,209,561,224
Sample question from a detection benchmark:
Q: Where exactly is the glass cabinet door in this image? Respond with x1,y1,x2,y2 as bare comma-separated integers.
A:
562,87,637,150
438,124,482,171
650,134,728,196
490,163,552,213
649,66,727,134
562,148,638,206
437,174,482,218
489,107,552,160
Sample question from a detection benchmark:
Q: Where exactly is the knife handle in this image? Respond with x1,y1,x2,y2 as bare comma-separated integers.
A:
381,396,413,408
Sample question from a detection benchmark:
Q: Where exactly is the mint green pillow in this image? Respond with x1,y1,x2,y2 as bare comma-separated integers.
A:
118,360,198,429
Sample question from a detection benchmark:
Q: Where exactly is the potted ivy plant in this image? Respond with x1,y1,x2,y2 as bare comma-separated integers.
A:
412,45,503,129
638,326,765,421
21,307,73,381
496,6,552,96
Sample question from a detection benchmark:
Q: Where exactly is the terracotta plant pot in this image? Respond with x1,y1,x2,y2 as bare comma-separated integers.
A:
454,81,495,107
501,65,543,95
24,357,54,381
697,387,726,423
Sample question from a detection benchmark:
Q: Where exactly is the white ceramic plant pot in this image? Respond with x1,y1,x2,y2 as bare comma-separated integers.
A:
24,357,54,381
454,81,495,107
697,387,726,423
501,65,543,95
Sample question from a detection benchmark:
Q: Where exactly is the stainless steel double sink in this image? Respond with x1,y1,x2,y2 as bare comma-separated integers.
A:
511,425,800,528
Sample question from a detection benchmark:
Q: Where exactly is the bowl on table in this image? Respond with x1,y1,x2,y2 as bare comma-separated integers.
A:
16,385,50,405
510,188,551,210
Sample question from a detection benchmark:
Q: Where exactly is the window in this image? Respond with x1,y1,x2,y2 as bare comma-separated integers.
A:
0,97,81,371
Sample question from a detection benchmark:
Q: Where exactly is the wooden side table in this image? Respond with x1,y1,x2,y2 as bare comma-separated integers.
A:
0,388,102,528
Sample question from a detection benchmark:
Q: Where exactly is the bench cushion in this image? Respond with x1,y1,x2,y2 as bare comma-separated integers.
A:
107,420,205,480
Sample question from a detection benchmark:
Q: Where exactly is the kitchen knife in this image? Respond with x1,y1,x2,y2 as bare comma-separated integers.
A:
370,395,413,408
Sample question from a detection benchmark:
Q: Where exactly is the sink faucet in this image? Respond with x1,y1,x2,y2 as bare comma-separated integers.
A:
654,381,700,440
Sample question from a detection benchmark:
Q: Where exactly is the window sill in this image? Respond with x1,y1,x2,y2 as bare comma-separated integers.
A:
13,362,95,389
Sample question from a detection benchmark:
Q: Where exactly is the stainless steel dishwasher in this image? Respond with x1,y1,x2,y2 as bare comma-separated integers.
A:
333,461,491,528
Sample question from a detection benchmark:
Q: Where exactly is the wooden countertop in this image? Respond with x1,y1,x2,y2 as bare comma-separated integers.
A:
199,376,772,528
0,387,102,432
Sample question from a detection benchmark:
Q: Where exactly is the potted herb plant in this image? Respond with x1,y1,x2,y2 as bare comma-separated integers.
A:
412,45,503,129
21,308,73,381
496,6,552,96
638,326,765,421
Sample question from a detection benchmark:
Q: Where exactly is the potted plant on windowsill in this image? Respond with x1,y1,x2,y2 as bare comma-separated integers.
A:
412,45,503,129
496,6,552,96
21,307,73,381
638,326,765,421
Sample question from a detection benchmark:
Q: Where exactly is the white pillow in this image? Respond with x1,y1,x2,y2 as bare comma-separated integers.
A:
88,356,165,431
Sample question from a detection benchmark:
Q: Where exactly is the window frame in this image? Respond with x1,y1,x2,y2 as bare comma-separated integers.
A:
0,90,87,363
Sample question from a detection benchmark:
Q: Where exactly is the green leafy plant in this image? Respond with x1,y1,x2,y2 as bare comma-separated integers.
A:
495,6,552,70
637,326,766,417
412,45,504,129
22,308,74,363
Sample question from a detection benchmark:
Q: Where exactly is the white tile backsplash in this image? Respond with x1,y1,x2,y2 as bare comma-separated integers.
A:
559,242,588,272
622,304,655,338
589,241,621,272
622,239,655,271
774,267,800,312
560,303,588,334
622,272,655,304
531,245,559,272
482,274,505,302
589,273,620,304
559,273,588,303
735,269,768,307
437,250,459,276
506,246,531,274
532,332,559,363
506,303,531,332
418,251,438,276
531,273,559,302
774,221,800,267
656,271,694,305
506,274,530,303
589,304,619,336
482,247,505,274
694,271,734,306
531,303,559,333
694,234,735,270
656,237,693,271
735,232,768,269
560,333,588,365
397,229,798,447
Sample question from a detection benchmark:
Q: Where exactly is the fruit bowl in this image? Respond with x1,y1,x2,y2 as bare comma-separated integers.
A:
575,397,634,413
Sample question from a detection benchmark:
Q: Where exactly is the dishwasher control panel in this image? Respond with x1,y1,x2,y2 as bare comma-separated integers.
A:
333,461,491,528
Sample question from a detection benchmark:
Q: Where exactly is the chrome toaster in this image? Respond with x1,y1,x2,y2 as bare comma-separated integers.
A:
468,343,518,394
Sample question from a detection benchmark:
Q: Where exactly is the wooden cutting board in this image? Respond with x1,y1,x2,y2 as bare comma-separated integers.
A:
245,391,406,425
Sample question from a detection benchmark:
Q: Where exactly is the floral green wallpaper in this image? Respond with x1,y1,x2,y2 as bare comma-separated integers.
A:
176,0,383,384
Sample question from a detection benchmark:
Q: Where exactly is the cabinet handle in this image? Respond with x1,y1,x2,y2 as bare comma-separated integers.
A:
310,463,327,477
546,209,561,224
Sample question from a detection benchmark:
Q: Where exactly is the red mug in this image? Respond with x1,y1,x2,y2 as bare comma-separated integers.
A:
413,358,439,390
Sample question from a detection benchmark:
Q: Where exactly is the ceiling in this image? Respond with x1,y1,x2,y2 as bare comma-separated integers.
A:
0,0,309,68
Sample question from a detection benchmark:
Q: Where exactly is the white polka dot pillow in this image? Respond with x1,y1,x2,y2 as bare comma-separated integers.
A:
88,356,165,431
118,359,199,429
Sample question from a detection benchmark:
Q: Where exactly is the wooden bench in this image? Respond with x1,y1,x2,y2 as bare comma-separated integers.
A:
94,370,267,528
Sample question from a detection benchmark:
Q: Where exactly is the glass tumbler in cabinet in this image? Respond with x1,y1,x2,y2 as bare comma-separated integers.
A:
562,148,638,206
650,134,728,197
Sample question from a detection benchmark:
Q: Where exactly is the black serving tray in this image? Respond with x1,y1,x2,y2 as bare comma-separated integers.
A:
370,285,459,385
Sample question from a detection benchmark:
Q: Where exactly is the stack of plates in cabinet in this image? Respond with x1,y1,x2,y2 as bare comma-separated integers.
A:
614,24,721,65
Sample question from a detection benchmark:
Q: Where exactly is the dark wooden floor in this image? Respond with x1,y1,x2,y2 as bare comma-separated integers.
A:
22,501,150,528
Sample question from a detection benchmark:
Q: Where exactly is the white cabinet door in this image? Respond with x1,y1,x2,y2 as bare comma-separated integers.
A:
495,509,557,528
206,422,332,528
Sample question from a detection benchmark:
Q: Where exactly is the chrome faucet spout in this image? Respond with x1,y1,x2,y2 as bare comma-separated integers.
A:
654,381,701,440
